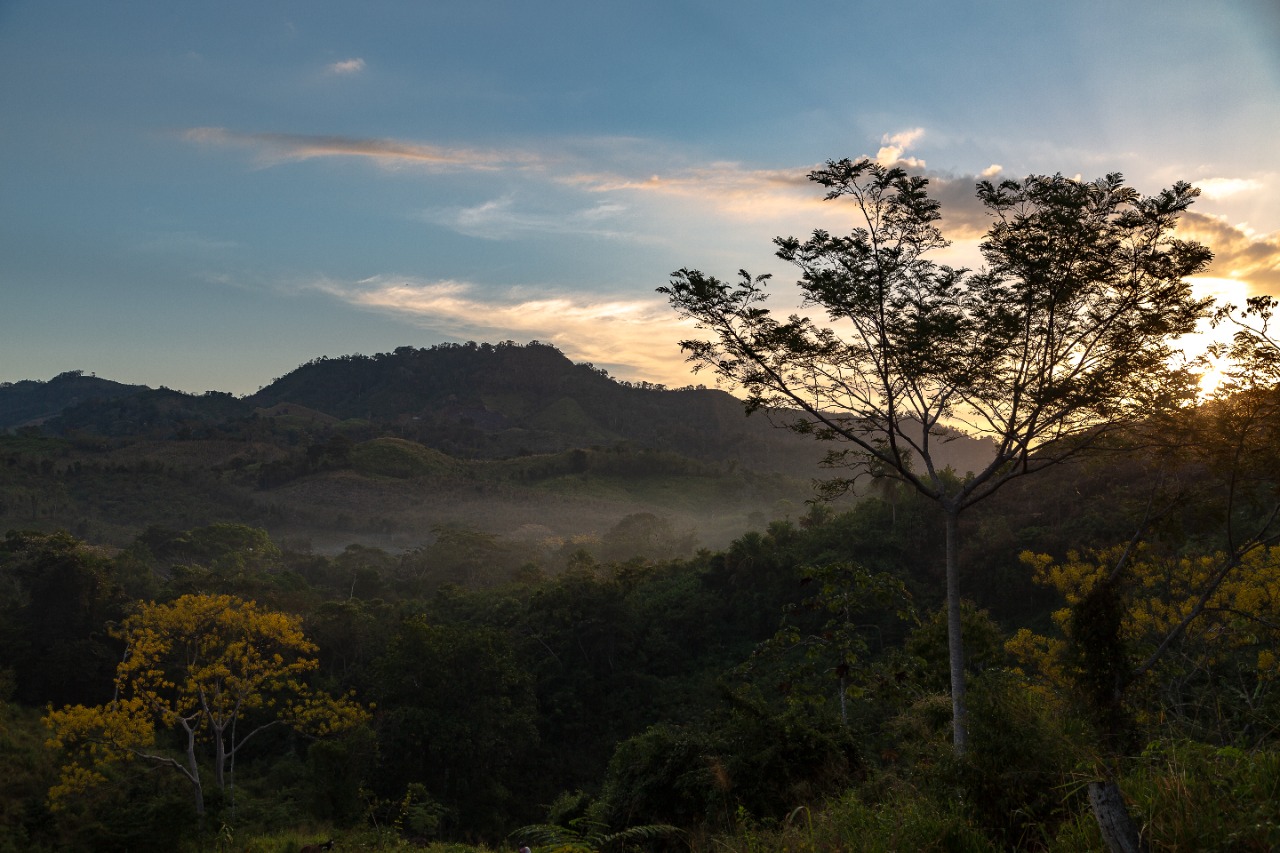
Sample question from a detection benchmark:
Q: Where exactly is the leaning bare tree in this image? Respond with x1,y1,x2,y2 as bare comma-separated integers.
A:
661,159,1212,753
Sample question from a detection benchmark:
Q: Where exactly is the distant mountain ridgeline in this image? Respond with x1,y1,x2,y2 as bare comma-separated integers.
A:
10,342,828,473
0,342,996,551
0,371,147,429
9,342,994,475
246,341,824,468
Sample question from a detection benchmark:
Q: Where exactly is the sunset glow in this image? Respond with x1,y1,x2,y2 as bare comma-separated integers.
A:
1,1,1276,394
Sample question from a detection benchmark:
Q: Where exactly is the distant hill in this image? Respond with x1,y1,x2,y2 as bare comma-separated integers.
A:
1,342,997,552
246,341,997,476
16,342,998,479
0,371,147,429
247,341,830,470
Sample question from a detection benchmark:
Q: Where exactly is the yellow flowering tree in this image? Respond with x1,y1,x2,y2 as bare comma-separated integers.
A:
1009,543,1280,737
44,593,369,815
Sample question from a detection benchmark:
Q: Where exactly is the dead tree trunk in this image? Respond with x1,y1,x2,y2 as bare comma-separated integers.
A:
1088,780,1143,853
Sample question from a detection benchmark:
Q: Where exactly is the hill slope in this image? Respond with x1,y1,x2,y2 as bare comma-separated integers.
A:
0,371,146,429
2,342,996,553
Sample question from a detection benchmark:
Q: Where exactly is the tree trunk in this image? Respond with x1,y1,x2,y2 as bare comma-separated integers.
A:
945,509,968,755
214,724,227,790
183,725,205,815
1088,780,1144,853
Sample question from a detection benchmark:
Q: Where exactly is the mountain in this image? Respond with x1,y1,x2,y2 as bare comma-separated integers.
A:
246,341,826,471
1,342,996,553
0,371,147,429
245,341,998,476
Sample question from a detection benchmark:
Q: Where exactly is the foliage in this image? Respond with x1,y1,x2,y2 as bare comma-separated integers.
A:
751,561,914,723
1210,294,1280,390
371,616,539,837
1051,741,1280,852
723,792,998,853
5,365,1280,851
1010,544,1280,740
350,438,459,479
514,816,680,853
0,371,145,431
43,593,369,815
663,162,1211,510
599,698,861,831
0,531,126,706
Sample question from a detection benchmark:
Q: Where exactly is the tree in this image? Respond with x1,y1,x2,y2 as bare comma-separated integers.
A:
0,531,126,707
1012,543,1280,740
372,617,538,835
44,593,369,815
662,159,1212,753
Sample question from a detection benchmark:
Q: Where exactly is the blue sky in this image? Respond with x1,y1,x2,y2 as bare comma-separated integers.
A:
2,0,1278,394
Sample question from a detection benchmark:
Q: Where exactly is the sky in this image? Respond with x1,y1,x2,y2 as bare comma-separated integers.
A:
2,0,1278,395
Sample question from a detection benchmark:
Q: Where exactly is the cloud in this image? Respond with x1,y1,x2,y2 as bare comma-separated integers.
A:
876,128,926,168
184,125,1277,298
1178,212,1280,292
422,196,637,240
327,57,365,75
1193,177,1263,200
178,126,925,229
307,276,700,384
182,127,539,171
562,162,833,226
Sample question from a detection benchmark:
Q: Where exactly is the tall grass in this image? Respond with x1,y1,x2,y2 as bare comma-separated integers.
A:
1050,741,1280,852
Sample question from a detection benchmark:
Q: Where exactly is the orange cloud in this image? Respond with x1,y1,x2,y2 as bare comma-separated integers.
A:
308,276,702,385
1177,212,1280,292
182,127,539,171
562,162,823,221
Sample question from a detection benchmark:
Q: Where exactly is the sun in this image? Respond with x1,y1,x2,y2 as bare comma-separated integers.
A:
1181,277,1252,397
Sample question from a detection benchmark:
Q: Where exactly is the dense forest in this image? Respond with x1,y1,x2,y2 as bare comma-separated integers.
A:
1,335,1278,852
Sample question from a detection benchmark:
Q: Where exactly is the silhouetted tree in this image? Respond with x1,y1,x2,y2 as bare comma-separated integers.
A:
663,159,1212,753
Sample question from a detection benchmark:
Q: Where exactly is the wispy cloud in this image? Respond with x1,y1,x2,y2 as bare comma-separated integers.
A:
185,125,1279,299
307,276,699,384
563,162,826,223
327,57,365,75
422,196,637,240
182,127,540,171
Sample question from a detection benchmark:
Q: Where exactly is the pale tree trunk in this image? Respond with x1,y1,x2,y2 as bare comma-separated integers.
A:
180,720,205,816
1088,780,1144,853
945,509,968,755
214,725,227,790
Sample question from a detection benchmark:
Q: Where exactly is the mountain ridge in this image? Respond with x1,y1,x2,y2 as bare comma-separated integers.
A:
0,342,997,553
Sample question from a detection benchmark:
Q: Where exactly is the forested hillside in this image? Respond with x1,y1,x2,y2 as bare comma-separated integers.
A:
0,342,994,554
0,371,146,430
2,417,1278,851
2,341,1279,852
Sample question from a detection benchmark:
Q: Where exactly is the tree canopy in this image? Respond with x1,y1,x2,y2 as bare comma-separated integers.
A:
663,159,1213,752
44,593,369,815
